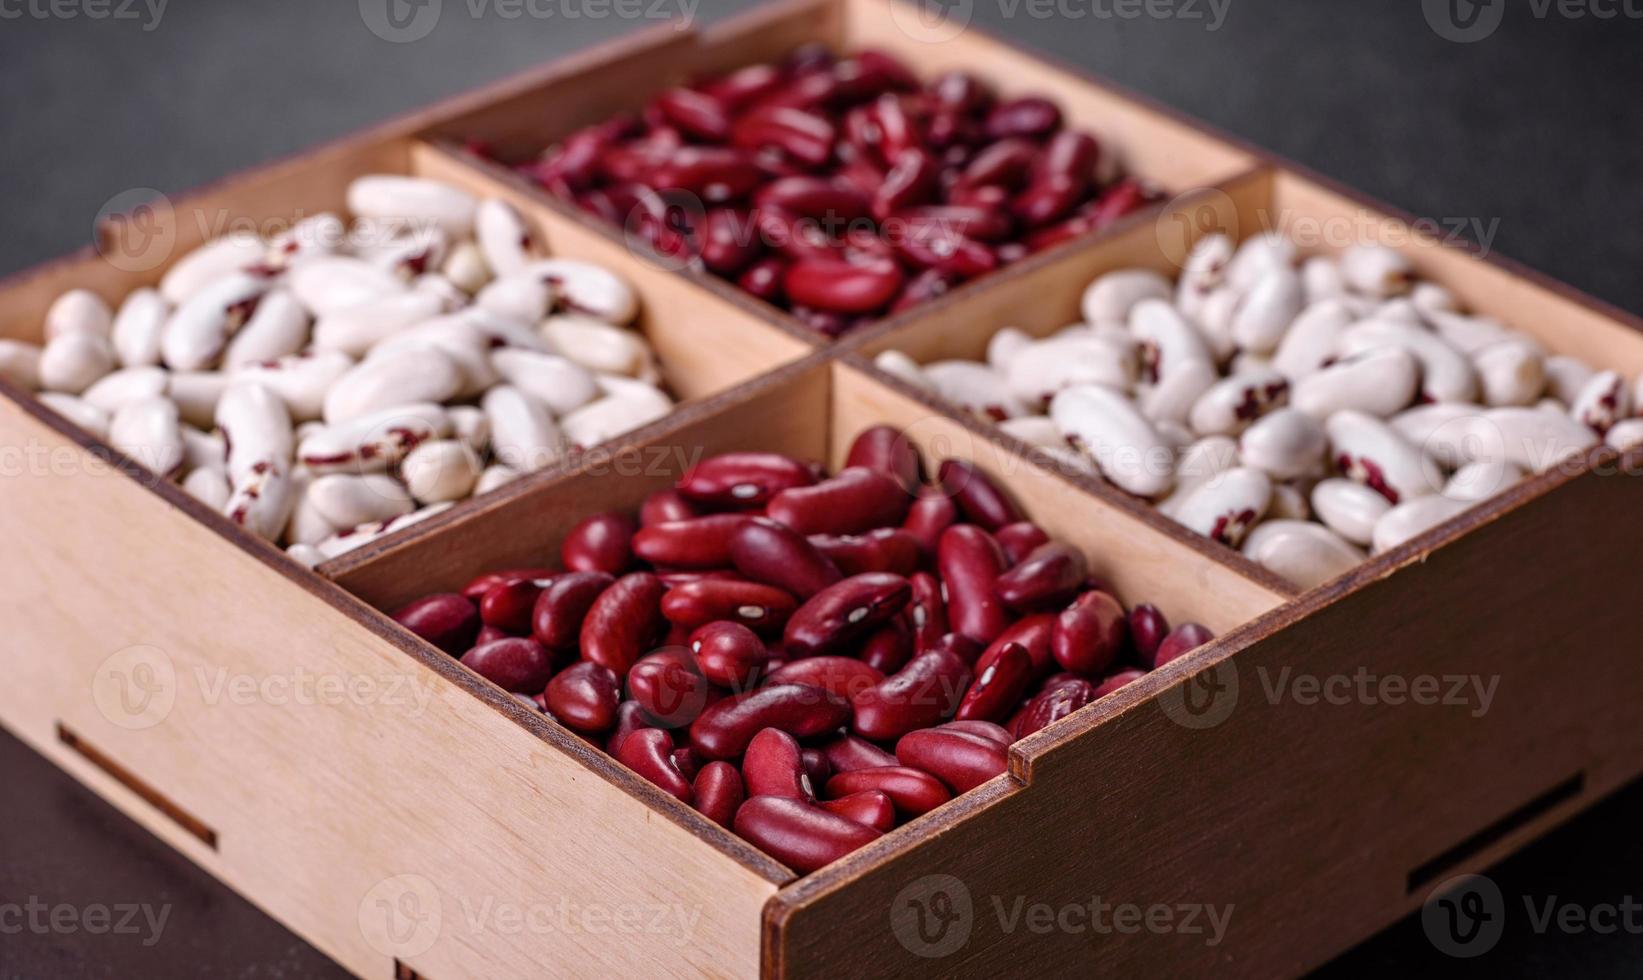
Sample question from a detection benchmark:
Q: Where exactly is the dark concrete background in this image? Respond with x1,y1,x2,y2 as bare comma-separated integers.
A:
3,0,1642,975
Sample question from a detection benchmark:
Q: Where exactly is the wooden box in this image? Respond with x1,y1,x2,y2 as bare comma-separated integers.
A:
3,1,1641,977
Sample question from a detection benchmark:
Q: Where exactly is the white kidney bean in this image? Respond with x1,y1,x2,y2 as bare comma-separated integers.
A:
322,347,463,425
542,315,650,377
1339,245,1413,298
996,415,1067,450
1082,269,1169,323
481,385,564,472
298,403,449,474
1238,408,1326,480
1292,348,1420,420
476,274,553,324
1188,367,1289,437
1372,496,1471,555
1187,287,1240,364
489,349,598,417
1130,299,1212,383
159,236,266,305
474,464,521,495
1463,407,1597,473
225,466,295,542
1180,234,1233,297
45,289,114,342
475,198,539,277
1225,232,1295,292
1006,335,1132,409
1410,282,1458,317
110,288,170,368
83,366,168,415
873,350,932,391
37,392,109,439
1387,403,1480,469
1138,358,1216,427
447,405,489,453
161,272,269,371
39,332,116,394
1444,459,1525,502
179,425,224,474
108,396,184,477
1426,311,1511,356
1268,481,1311,522
302,473,415,534
1270,299,1353,380
1606,418,1643,453
923,361,1026,421
166,370,231,429
1337,319,1478,404
1050,384,1174,497
1569,370,1630,434
1242,519,1364,590
440,241,492,295
221,289,310,369
560,388,672,449
313,503,453,560
0,339,43,391
182,466,232,511
1309,475,1389,547
283,472,337,547
1473,340,1546,406
265,213,345,271
234,351,355,423
311,291,444,358
985,326,1034,370
1157,436,1239,517
1230,266,1304,354
1542,355,1596,406
287,256,405,317
1326,410,1443,504
348,175,478,238
1169,466,1272,547
217,383,294,482
519,259,639,325
402,439,482,504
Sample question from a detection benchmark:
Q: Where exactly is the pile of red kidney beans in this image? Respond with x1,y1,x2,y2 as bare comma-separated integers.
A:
392,426,1212,872
509,45,1161,335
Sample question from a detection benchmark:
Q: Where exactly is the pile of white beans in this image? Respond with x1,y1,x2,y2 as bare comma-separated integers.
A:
877,233,1642,589
0,175,674,566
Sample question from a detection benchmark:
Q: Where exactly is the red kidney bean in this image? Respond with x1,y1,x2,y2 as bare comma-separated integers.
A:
652,147,762,204
923,632,985,667
820,790,896,832
1087,178,1154,228
460,637,554,693
678,452,815,509
956,137,1038,192
703,63,786,111
891,224,998,281
689,621,771,690
852,648,971,742
729,518,843,599
860,617,915,675
1153,623,1214,668
993,522,1050,565
845,425,924,492
890,267,958,312
738,256,788,303
693,761,744,828
1015,677,1097,738
662,579,796,636
605,700,652,755
731,107,836,168
480,578,549,635
631,514,751,569
940,719,1014,747
768,467,911,536
931,71,994,113
393,593,480,656
461,567,554,601
475,625,510,647
672,746,701,782
800,748,832,788
532,571,615,651
1033,131,1100,183
626,648,713,727
1093,668,1146,699
562,512,637,576
907,572,948,651
825,766,951,818
954,642,1033,723
896,726,1009,793
1053,590,1128,676
617,728,694,803
784,257,904,314
1128,603,1170,665
872,147,940,219
734,796,882,873
700,208,764,276
1012,175,1088,229
984,96,1062,141
897,204,1014,243
937,459,1024,531
768,657,884,701
690,683,851,760
821,734,899,773
996,542,1088,612
544,661,622,732
784,572,911,658
975,613,1057,680
756,177,871,224
902,486,959,557
654,87,732,141
938,525,1010,644
580,572,668,675
640,488,699,527
809,528,922,577
742,728,815,800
